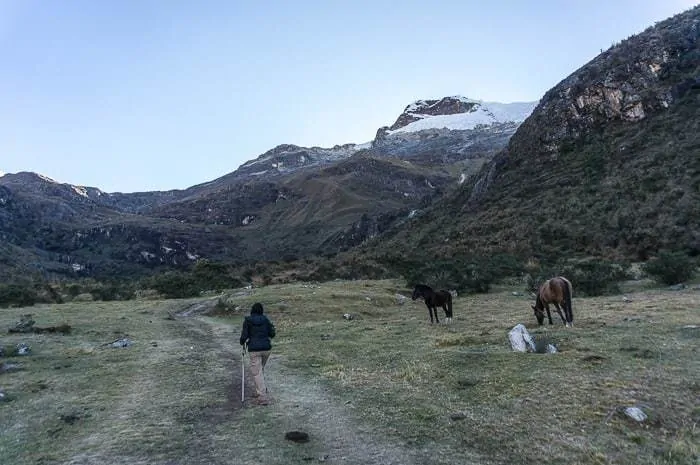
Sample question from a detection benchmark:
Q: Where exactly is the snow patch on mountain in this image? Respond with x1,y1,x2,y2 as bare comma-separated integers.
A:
37,173,58,183
237,141,372,177
72,186,89,198
388,98,537,134
0,171,5,177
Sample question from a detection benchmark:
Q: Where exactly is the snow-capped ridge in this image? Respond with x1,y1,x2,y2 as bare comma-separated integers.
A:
238,141,372,172
404,95,480,113
389,96,537,134
37,173,58,183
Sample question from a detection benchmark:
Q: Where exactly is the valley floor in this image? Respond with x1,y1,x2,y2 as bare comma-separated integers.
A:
0,280,698,465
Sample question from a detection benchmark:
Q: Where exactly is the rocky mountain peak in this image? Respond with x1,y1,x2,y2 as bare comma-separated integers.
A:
232,141,371,179
0,171,107,202
384,96,537,134
390,96,482,130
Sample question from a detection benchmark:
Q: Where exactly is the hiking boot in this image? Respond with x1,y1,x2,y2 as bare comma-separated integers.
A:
255,398,271,406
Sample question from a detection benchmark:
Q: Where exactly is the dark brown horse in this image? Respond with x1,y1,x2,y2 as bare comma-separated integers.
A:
532,276,573,327
412,284,453,324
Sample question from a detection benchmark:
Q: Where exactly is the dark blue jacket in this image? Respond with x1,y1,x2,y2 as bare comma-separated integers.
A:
240,313,276,352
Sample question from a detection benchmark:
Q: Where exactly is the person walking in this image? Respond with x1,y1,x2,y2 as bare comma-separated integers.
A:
239,302,276,405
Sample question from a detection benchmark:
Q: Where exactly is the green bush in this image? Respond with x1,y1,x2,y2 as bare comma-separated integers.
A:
566,261,629,296
400,254,523,294
192,260,243,290
0,284,38,308
90,284,135,302
67,284,82,298
643,251,696,285
149,272,201,299
528,260,629,297
145,260,244,299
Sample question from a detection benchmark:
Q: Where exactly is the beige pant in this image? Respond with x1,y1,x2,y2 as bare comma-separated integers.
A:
249,350,271,398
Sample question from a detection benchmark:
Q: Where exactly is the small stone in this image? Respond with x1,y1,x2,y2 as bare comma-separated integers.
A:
624,406,647,422
285,431,310,443
15,343,30,355
110,338,131,348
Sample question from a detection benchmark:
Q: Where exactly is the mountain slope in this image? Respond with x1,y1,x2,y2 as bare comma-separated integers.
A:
143,153,453,260
370,6,700,263
1,91,528,280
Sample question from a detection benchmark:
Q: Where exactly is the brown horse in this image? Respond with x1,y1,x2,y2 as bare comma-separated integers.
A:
532,276,573,327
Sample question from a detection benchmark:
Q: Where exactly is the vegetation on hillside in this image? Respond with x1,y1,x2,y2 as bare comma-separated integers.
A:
360,6,700,271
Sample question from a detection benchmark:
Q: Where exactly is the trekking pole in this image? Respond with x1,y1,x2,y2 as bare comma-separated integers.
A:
241,344,246,403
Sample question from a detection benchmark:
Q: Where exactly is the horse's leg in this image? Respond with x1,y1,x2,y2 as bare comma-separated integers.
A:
425,303,433,323
545,304,554,325
565,302,573,327
442,305,450,323
433,306,440,324
553,303,567,326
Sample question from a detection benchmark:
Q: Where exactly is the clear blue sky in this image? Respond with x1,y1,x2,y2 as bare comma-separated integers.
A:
1,0,697,192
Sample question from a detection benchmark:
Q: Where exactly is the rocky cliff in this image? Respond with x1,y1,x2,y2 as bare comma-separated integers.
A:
375,5,700,262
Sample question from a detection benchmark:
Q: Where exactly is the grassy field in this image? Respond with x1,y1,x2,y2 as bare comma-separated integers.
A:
0,280,698,465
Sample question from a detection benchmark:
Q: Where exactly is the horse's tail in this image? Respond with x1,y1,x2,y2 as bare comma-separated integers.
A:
561,276,573,321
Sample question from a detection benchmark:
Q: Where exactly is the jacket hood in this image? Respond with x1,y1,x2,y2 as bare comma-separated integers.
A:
251,302,264,315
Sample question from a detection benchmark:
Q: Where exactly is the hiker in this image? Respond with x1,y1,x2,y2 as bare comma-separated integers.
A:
240,302,276,405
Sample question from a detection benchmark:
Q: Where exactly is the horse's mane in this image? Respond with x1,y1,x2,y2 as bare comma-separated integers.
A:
415,284,433,292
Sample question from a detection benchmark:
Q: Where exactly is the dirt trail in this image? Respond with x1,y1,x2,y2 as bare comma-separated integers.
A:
59,305,476,465
200,316,429,465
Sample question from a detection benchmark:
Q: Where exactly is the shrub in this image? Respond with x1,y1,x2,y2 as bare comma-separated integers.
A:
67,284,82,298
192,260,242,290
401,255,519,294
144,260,245,299
566,260,629,296
90,284,134,302
149,272,200,299
643,251,696,285
528,259,629,297
0,284,38,308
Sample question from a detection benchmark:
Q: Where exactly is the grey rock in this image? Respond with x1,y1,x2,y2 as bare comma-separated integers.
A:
110,338,132,348
15,343,30,355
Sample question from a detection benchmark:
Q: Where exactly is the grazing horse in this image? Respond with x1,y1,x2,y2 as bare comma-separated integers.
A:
412,284,453,324
532,276,573,327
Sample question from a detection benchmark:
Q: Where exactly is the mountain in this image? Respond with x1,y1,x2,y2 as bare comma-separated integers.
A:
233,143,371,179
0,95,531,281
384,96,535,133
4,6,697,285
371,97,537,181
369,6,700,263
